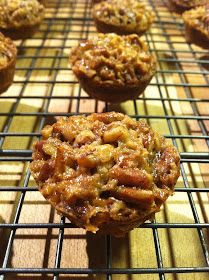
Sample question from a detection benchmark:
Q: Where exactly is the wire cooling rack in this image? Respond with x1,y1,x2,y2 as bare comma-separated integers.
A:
0,0,209,279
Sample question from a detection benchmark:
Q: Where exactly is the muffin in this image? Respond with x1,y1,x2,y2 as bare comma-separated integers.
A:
0,0,45,40
167,0,207,14
183,6,209,49
30,112,180,237
92,0,155,35
70,33,156,103
0,32,17,93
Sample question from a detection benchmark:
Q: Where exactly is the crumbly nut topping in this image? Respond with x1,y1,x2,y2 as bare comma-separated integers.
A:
0,0,45,29
30,112,180,236
70,33,156,86
183,6,209,36
0,32,16,67
92,0,155,33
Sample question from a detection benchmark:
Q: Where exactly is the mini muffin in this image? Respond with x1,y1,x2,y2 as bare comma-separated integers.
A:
167,0,207,14
30,112,180,237
0,32,17,93
0,0,45,40
183,6,209,49
70,33,156,103
92,0,155,35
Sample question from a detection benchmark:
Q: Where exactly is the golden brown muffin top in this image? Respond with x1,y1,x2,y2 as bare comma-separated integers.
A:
0,0,45,29
70,33,156,86
183,6,209,36
92,0,155,33
0,32,16,67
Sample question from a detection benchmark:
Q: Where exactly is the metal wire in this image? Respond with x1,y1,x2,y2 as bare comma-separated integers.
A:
0,0,209,279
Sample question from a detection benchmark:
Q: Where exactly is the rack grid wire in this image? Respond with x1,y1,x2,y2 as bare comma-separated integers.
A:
0,0,209,279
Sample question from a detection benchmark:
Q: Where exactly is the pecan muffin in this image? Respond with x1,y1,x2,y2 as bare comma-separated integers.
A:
30,112,180,237
167,0,207,14
0,32,17,93
92,0,155,35
0,0,45,40
183,6,209,49
70,33,156,103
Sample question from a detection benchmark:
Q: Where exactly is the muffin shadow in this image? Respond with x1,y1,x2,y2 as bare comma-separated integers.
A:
86,232,131,280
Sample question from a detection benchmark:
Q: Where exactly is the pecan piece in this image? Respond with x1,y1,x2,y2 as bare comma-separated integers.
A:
110,166,153,188
108,187,154,209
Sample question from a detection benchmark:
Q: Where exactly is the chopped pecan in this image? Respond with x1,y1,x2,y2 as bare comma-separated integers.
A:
110,166,153,188
108,187,154,209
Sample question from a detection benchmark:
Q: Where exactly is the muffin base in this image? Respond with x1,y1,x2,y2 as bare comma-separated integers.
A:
91,213,156,237
48,195,157,237
167,0,190,14
185,24,209,49
0,23,41,40
92,0,102,4
93,17,145,36
78,76,153,103
58,204,156,237
0,50,16,94
38,0,47,6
